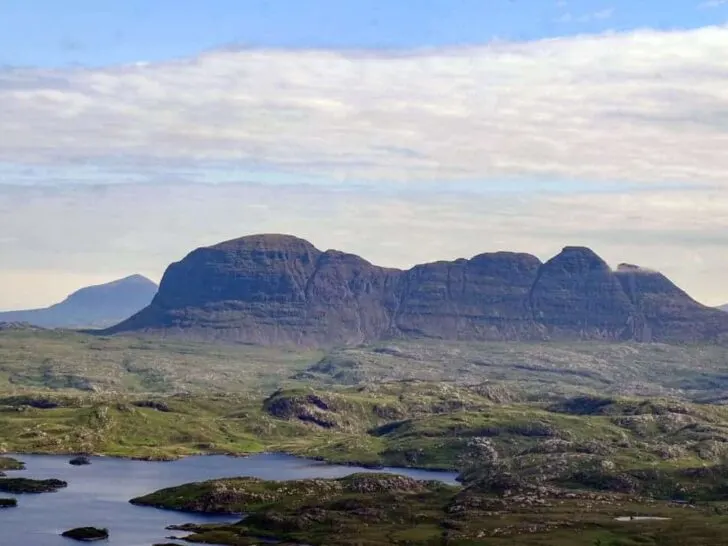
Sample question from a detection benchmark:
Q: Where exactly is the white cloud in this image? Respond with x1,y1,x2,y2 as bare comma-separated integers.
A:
1,25,728,185
3,26,728,310
700,0,728,8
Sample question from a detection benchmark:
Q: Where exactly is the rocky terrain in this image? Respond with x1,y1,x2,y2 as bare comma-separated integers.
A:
0,274,158,329
5,327,728,400
132,470,728,545
103,234,728,346
7,382,728,474
7,380,728,543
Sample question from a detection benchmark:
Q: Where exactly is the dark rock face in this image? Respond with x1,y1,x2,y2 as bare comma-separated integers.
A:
104,234,728,346
395,252,543,340
615,264,728,343
530,247,636,340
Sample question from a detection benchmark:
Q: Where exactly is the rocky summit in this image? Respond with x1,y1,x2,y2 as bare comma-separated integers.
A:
104,234,728,346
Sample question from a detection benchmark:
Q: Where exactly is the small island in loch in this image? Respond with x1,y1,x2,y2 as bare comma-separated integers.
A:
61,527,109,542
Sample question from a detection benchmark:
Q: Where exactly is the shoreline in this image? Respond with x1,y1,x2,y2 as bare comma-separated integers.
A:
2,450,461,477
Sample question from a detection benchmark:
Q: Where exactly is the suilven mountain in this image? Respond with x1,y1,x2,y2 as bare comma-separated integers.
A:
104,234,728,346
0,274,158,329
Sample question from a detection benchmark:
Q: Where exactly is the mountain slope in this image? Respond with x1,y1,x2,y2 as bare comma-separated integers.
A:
104,235,728,346
0,275,158,329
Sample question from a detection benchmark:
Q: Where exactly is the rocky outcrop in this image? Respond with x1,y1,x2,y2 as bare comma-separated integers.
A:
104,234,728,346
0,477,67,494
61,527,109,542
69,455,92,466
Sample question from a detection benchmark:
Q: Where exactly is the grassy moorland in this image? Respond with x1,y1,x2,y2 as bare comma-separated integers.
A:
0,328,320,394
4,382,728,475
134,472,728,546
5,328,728,544
3,328,728,401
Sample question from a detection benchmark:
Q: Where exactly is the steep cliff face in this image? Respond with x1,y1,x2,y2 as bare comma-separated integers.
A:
529,247,637,340
105,234,728,346
393,252,543,340
615,264,728,343
113,235,400,345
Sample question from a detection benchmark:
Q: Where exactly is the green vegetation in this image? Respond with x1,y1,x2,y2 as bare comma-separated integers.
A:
7,328,728,544
3,329,728,401
0,456,24,471
0,328,320,394
133,473,458,545
61,527,109,542
4,383,728,478
0,477,67,494
132,472,728,546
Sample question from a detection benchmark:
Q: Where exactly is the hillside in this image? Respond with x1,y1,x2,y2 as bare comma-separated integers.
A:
0,275,157,329
103,234,728,346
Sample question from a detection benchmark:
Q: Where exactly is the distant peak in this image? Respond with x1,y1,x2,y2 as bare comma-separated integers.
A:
73,274,158,293
115,274,156,284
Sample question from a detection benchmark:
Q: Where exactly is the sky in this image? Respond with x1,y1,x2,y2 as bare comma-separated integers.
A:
1,0,728,309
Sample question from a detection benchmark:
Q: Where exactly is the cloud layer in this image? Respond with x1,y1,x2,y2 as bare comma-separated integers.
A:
2,25,728,184
2,25,728,309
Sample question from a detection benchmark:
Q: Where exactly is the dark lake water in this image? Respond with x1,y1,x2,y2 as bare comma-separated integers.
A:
1,453,459,545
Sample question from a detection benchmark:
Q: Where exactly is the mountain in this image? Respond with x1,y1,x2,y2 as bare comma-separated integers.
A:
103,235,728,346
0,275,158,329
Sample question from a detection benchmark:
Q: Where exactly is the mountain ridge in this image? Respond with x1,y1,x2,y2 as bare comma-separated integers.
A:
103,234,728,346
0,274,158,329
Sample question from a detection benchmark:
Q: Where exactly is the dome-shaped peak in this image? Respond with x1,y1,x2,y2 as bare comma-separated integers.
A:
560,246,602,257
544,246,610,272
208,233,321,253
